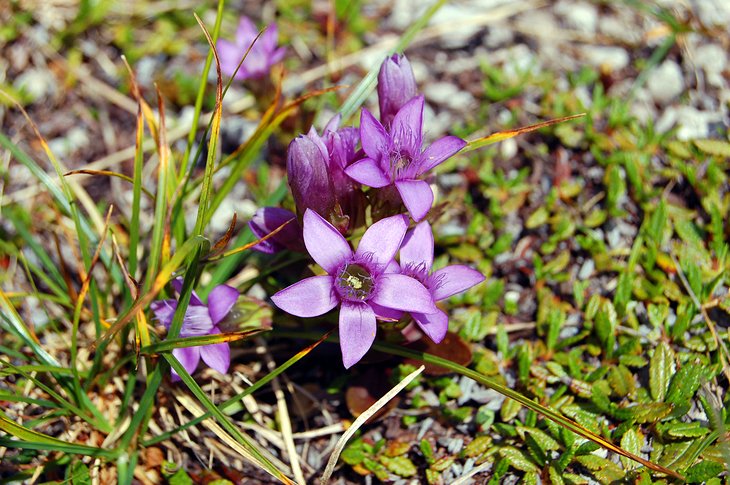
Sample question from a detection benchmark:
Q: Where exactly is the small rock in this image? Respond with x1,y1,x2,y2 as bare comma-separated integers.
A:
693,44,727,88
555,1,598,33
423,81,476,112
581,46,630,72
646,60,684,104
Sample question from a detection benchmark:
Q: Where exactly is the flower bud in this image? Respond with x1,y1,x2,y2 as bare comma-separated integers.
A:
377,54,418,129
248,207,304,253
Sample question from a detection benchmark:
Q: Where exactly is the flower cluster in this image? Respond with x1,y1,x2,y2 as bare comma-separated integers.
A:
266,54,483,367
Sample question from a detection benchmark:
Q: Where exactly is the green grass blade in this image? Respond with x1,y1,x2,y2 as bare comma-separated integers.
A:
338,0,447,121
0,289,60,367
165,353,295,484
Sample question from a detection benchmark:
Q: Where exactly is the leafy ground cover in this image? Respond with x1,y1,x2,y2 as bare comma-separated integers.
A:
1,0,730,483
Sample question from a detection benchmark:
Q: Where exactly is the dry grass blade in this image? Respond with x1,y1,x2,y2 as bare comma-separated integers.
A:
172,391,294,481
64,170,155,200
464,113,586,152
320,365,425,484
207,217,295,262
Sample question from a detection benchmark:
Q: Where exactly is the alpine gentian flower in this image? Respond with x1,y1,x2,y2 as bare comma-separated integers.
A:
248,207,304,254
395,221,485,343
345,95,466,222
287,120,361,232
378,54,418,129
151,278,238,380
271,209,438,368
217,16,286,80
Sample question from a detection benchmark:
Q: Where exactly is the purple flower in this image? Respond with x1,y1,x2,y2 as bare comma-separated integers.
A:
151,278,238,380
287,119,361,232
271,209,438,368
217,16,286,80
378,54,418,129
345,96,466,222
248,207,304,254
393,221,485,343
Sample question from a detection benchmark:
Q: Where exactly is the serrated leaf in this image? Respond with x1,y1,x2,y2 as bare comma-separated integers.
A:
650,342,674,402
608,365,635,397
500,446,539,473
431,456,455,472
684,460,725,483
694,139,730,157
363,457,389,481
526,206,549,228
657,421,709,439
620,428,643,470
462,435,492,458
628,402,674,423
380,455,417,477
518,426,561,452
501,398,522,422
341,446,365,466
665,363,704,416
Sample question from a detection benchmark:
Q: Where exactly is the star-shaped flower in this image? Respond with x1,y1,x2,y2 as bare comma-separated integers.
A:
217,16,286,80
392,221,485,343
271,209,437,368
151,278,238,380
345,95,466,221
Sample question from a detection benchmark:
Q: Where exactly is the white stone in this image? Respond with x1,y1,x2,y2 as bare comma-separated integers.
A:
581,46,630,72
693,43,728,88
423,81,476,112
556,1,598,33
647,60,684,104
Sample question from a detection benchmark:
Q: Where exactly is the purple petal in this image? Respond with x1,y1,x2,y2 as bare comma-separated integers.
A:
390,95,424,156
431,265,485,301
180,306,214,336
200,340,231,375
416,136,466,175
395,179,433,222
369,302,403,322
400,220,434,270
270,46,287,65
378,54,417,129
324,114,342,133
339,301,376,368
217,39,245,79
345,158,391,188
171,278,203,306
248,207,303,253
302,209,352,273
287,135,335,218
355,213,408,270
236,16,258,46
371,274,437,314
151,299,177,328
171,346,200,381
413,309,449,344
207,284,239,325
359,108,389,160
271,275,338,317
261,23,278,51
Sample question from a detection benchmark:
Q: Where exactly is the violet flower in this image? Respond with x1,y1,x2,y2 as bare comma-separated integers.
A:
287,119,361,232
378,54,418,129
151,278,238,380
271,209,437,368
395,221,485,343
345,95,466,222
217,16,286,81
248,207,304,254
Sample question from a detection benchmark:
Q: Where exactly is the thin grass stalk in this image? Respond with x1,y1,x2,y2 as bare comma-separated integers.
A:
180,0,225,178
142,330,331,446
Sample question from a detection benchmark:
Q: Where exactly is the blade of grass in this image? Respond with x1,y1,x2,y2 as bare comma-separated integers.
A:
142,330,332,447
0,288,60,367
463,113,586,152
165,353,296,484
338,0,447,121
140,328,268,354
321,365,424,484
274,330,685,480
63,170,154,200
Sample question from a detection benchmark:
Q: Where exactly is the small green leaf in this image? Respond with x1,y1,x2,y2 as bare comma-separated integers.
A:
499,446,538,473
684,460,725,483
649,342,674,402
694,139,730,157
608,365,635,397
620,428,643,471
380,455,417,477
665,363,704,416
501,398,522,422
462,435,492,458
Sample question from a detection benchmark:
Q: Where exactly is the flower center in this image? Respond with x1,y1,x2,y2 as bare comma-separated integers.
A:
335,263,375,301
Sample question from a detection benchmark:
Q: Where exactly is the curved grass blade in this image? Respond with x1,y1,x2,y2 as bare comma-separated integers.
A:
142,330,332,447
464,113,586,152
338,0,447,120
0,411,116,459
165,354,295,484
64,170,155,200
140,328,268,354
274,330,685,480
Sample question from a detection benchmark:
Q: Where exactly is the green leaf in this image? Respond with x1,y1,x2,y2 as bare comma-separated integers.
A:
462,435,492,458
380,455,417,477
608,365,635,397
665,363,704,416
649,342,674,402
500,446,539,473
693,139,730,157
684,460,725,483
620,428,643,471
